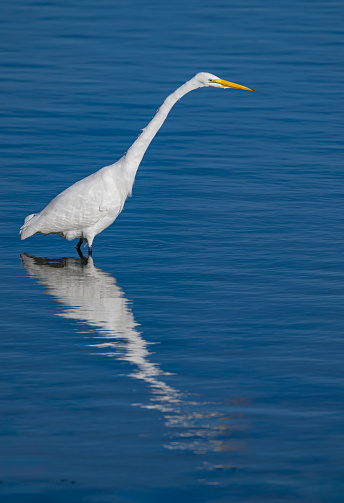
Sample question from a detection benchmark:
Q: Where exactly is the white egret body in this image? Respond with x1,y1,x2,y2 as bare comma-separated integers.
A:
20,72,253,256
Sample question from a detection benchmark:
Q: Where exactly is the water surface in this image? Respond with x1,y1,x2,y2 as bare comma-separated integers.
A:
1,1,344,502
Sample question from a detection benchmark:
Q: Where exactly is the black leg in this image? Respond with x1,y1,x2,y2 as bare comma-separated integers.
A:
76,246,84,259
76,239,86,259
76,238,83,252
88,245,92,257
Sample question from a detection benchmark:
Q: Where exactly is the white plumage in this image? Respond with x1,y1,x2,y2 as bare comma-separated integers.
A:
20,72,253,256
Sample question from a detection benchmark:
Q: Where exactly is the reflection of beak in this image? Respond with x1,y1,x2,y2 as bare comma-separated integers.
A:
212,79,254,91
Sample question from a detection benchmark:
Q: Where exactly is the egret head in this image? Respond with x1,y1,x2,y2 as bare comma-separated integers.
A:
195,72,253,91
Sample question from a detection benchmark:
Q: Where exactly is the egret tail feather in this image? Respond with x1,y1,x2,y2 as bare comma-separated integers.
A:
20,214,39,240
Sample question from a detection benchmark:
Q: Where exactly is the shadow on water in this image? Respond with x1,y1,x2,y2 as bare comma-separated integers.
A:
20,253,247,457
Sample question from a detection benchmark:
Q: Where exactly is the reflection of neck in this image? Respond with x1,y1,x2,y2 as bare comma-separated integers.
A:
21,253,181,408
122,77,201,188
21,253,242,453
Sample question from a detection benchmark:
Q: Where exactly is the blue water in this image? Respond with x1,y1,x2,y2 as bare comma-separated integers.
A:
1,1,344,501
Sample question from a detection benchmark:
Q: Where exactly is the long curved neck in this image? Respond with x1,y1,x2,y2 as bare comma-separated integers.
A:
121,77,201,188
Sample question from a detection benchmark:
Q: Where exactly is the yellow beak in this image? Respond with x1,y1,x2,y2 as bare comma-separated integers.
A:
211,79,254,91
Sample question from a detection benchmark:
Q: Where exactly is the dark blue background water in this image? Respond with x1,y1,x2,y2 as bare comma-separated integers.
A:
1,1,343,501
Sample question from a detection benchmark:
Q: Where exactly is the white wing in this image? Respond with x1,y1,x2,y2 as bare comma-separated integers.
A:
23,166,123,237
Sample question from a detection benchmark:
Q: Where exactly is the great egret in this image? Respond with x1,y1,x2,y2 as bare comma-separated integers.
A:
20,72,253,256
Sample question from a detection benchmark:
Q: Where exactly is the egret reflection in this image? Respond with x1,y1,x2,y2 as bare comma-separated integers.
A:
21,253,246,454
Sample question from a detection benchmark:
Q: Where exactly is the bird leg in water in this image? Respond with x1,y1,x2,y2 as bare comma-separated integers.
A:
76,238,83,253
76,238,87,259
76,238,92,258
